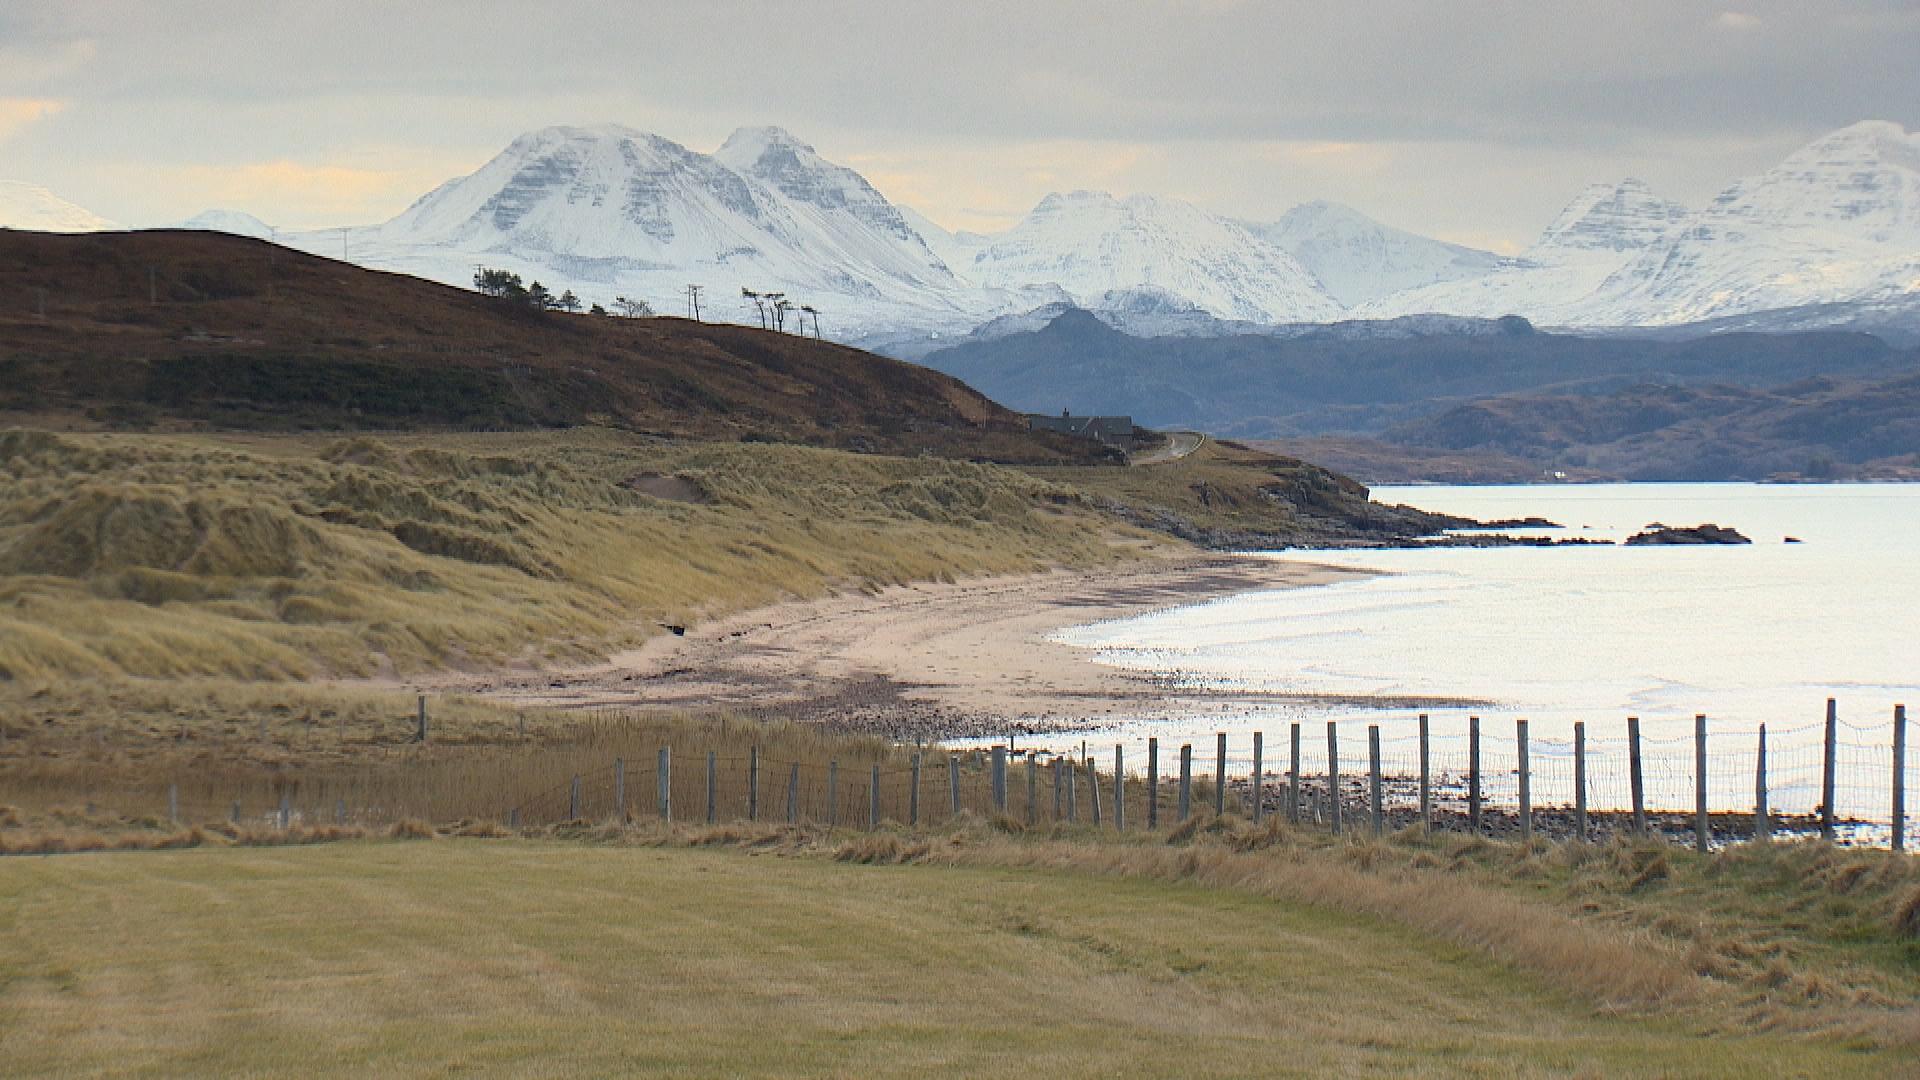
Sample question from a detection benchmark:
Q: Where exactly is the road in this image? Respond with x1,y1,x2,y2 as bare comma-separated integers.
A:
1130,430,1205,465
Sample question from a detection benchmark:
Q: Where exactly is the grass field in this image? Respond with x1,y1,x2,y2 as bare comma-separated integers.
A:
2,837,1906,1077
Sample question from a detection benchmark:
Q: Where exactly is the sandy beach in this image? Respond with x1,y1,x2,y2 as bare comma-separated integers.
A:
438,555,1445,740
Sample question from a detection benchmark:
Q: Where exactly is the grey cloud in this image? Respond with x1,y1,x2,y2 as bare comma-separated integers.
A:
2,1,1915,241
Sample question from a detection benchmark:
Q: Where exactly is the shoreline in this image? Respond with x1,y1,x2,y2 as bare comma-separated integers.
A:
431,554,1420,740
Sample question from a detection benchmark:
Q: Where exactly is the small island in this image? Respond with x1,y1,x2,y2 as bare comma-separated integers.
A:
1624,523,1753,546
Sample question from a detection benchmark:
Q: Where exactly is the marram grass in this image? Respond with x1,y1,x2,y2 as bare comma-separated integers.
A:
0,428,1163,685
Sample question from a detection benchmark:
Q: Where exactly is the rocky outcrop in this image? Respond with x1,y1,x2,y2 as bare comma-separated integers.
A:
1624,523,1752,546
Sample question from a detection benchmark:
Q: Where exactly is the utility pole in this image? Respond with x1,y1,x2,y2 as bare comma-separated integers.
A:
684,284,703,322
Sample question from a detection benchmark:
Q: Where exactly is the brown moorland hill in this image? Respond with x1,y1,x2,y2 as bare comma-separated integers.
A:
0,229,1105,463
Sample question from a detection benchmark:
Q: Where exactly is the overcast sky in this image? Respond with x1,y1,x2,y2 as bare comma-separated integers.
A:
3,1,1916,251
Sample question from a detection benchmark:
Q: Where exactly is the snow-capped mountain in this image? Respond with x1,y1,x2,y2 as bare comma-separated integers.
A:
897,205,992,278
1589,120,1920,325
1367,123,1920,327
283,124,1008,337
1358,179,1689,322
949,190,1341,323
1250,200,1510,307
0,182,118,233
173,209,277,239
135,118,1918,342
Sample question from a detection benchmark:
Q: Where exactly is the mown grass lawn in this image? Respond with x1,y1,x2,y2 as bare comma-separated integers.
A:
0,840,1897,1077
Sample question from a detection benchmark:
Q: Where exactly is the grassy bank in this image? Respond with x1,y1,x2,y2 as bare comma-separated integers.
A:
0,427,1160,688
2,837,1906,1076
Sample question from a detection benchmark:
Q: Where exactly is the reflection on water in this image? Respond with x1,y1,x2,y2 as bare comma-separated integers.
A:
1030,484,1919,823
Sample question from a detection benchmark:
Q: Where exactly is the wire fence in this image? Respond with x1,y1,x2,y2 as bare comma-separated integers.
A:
52,699,1912,853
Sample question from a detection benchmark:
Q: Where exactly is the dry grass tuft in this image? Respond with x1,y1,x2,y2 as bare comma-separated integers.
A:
387,819,436,840
1894,886,1920,939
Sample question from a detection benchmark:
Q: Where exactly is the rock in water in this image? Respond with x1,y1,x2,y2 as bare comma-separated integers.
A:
1624,523,1752,546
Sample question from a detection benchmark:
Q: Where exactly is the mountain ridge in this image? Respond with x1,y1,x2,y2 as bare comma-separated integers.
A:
19,119,1920,339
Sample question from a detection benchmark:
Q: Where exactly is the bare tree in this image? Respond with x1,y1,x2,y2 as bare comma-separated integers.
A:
740,287,767,328
799,304,822,338
613,296,653,318
765,291,788,332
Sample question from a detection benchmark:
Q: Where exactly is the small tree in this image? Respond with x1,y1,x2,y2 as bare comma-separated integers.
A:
590,302,607,316
557,289,582,313
473,268,527,301
527,281,555,310
613,296,652,318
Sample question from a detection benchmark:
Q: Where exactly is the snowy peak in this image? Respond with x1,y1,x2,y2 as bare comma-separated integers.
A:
174,209,277,239
0,182,118,233
714,125,928,250
1700,119,1920,239
1587,121,1920,325
1257,200,1508,307
1531,179,1688,256
962,189,1341,323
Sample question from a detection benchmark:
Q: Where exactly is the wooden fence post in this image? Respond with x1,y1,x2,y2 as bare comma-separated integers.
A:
1516,719,1531,844
658,746,672,823
1052,758,1063,820
1822,698,1838,841
706,752,718,825
1251,731,1265,824
1628,716,1645,837
991,746,1007,814
1327,721,1342,834
569,775,581,821
1693,715,1708,854
278,790,290,830
1417,714,1430,833
1893,705,1907,854
1215,731,1228,817
1067,754,1080,822
827,760,839,827
1467,715,1481,833
911,753,922,826
614,757,626,823
416,695,428,744
1289,723,1301,825
1755,724,1770,842
1087,752,1102,826
1027,754,1038,826
1574,721,1588,843
948,755,961,817
335,797,346,826
870,764,881,829
1114,745,1125,832
1147,737,1160,829
167,782,179,826
1178,744,1193,821
748,745,761,822
1368,724,1383,836
786,762,799,824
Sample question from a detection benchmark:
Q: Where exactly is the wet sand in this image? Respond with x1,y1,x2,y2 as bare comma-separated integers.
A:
436,555,1478,740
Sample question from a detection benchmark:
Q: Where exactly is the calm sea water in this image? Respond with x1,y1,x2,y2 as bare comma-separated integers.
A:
1034,484,1920,822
